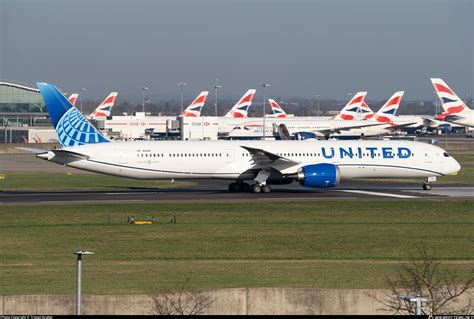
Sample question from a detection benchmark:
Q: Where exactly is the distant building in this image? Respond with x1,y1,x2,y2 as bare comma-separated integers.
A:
0,82,45,113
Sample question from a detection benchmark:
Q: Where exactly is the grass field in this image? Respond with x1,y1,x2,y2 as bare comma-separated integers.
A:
0,201,472,295
0,173,195,191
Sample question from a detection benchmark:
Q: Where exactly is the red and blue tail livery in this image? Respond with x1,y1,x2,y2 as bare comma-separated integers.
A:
224,89,256,118
90,92,118,118
431,78,466,115
431,78,473,127
334,92,367,120
182,91,209,117
68,93,79,106
268,99,287,118
373,91,404,124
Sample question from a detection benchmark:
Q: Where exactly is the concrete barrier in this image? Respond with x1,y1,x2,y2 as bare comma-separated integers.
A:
0,289,393,315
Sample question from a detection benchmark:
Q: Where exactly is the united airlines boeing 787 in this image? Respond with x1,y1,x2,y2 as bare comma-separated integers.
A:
36,83,460,193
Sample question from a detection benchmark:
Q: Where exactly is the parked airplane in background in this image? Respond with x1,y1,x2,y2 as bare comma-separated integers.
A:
269,99,290,118
228,92,412,139
334,92,368,121
181,91,209,117
90,92,118,119
68,94,78,106
224,89,256,118
431,78,474,128
268,93,365,121
34,82,461,192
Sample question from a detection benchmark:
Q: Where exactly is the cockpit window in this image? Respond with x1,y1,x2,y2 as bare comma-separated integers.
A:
443,152,450,157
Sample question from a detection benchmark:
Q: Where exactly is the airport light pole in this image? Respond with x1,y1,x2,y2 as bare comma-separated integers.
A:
316,94,320,116
397,295,427,315
214,82,222,116
74,250,94,315
79,88,86,114
142,87,149,113
178,82,187,114
262,83,271,139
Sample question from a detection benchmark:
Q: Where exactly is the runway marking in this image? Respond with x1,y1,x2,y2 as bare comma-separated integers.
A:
339,190,418,199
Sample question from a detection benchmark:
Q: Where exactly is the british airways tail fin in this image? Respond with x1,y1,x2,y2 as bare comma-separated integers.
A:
360,101,375,119
431,78,468,115
68,94,79,106
333,92,367,120
224,89,256,118
268,99,287,118
182,91,209,117
372,91,404,123
90,92,118,118
37,82,109,148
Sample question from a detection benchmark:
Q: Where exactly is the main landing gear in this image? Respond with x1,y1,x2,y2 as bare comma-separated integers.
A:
228,182,272,193
422,176,436,191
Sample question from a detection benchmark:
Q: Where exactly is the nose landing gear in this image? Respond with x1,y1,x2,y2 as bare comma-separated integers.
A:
422,176,436,190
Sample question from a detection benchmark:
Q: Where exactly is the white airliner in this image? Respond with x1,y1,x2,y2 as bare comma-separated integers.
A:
227,92,413,139
353,97,437,134
35,82,460,192
431,78,474,128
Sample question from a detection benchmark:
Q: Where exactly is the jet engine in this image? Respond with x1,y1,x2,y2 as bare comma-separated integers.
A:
297,163,340,188
294,132,317,140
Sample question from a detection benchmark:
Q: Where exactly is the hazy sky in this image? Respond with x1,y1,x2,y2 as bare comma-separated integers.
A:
1,0,473,101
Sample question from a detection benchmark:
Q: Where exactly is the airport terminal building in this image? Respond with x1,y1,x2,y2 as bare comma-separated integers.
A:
0,82,55,143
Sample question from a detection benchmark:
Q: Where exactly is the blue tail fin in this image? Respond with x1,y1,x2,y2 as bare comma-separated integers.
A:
37,82,109,148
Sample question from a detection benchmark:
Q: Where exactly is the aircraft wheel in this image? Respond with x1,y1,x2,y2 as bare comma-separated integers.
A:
251,184,262,193
422,183,432,191
262,185,272,193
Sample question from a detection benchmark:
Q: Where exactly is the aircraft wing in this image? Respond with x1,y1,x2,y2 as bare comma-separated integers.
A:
386,122,418,130
15,147,49,154
240,146,300,170
312,122,385,135
36,149,89,162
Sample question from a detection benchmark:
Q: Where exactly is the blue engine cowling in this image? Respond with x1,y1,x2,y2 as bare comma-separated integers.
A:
297,163,340,188
294,131,317,140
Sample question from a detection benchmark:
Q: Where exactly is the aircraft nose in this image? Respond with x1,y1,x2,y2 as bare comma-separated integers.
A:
448,158,461,176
